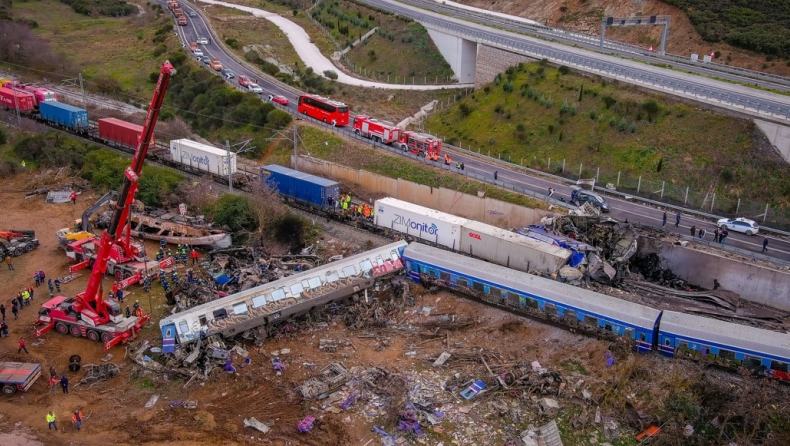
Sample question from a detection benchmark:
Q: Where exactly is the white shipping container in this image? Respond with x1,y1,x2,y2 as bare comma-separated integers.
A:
460,220,571,274
374,197,467,250
169,138,237,176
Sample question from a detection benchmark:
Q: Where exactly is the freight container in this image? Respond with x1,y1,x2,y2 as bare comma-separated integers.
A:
39,101,89,130
169,139,236,176
261,164,340,207
99,117,154,149
373,197,467,250
460,220,571,274
0,87,35,112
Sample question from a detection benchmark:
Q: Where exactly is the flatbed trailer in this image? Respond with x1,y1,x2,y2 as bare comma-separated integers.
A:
0,362,42,395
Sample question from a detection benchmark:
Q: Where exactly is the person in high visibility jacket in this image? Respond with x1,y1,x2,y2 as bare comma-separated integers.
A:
444,153,451,165
363,205,371,218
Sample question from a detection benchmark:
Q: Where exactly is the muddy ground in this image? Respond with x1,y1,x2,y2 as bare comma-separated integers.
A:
0,171,789,445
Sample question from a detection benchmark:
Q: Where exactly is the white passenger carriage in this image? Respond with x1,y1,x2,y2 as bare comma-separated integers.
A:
160,241,408,352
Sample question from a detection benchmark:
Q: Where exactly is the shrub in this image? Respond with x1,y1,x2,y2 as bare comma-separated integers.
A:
545,98,553,109
548,124,555,134
211,194,260,233
560,100,570,115
588,110,597,120
618,118,628,132
503,80,514,92
570,105,577,116
459,103,474,117
558,65,570,75
609,117,617,127
642,99,660,120
152,43,167,57
516,123,526,132
603,95,617,109
225,38,241,50
323,70,338,80
526,86,534,99
630,122,636,133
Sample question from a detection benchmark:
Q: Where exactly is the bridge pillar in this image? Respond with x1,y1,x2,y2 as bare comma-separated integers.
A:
425,27,477,84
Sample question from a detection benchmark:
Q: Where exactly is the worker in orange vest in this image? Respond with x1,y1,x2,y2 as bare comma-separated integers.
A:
444,153,451,165
363,204,371,218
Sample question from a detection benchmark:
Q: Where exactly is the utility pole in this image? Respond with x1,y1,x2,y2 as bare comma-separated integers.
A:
78,73,86,107
224,139,255,193
226,140,232,193
293,125,298,171
13,89,20,126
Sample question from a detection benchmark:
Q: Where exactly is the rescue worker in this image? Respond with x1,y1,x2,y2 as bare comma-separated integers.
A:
125,305,131,318
60,374,69,393
69,191,77,205
54,278,61,293
444,153,451,165
72,409,83,431
5,256,13,270
342,198,349,212
363,204,371,219
160,237,166,248
116,288,124,303
456,162,461,170
155,249,163,262
46,411,58,431
48,279,54,297
21,289,30,307
190,249,199,266
142,275,151,293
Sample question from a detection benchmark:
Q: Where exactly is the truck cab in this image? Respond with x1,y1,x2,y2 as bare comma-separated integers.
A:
570,186,610,212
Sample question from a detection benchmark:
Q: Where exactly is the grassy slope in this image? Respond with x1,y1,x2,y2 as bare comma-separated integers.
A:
12,0,175,98
424,63,790,216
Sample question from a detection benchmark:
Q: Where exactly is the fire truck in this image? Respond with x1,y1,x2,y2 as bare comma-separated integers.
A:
352,115,401,145
398,131,442,160
35,60,176,349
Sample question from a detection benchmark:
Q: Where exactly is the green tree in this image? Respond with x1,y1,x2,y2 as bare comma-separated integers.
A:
603,95,617,109
211,194,259,233
642,99,660,120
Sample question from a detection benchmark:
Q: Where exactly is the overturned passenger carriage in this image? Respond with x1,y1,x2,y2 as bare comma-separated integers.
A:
159,241,408,352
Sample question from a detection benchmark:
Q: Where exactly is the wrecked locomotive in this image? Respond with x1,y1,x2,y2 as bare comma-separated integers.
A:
159,241,408,352
403,243,790,382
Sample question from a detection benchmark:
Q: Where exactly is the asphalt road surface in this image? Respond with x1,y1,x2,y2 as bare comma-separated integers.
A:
166,1,790,263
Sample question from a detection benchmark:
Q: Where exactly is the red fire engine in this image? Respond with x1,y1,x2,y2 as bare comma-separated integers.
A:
352,115,401,145
398,131,442,160
35,60,176,350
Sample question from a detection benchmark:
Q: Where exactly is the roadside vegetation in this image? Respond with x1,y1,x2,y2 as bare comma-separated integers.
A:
424,62,790,223
661,0,790,57
59,0,136,17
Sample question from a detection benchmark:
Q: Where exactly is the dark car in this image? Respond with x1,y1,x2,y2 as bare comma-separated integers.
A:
570,187,610,212
200,56,212,64
221,69,235,80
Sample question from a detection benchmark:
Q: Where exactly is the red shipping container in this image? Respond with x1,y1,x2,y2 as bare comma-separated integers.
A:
0,87,35,111
98,117,155,148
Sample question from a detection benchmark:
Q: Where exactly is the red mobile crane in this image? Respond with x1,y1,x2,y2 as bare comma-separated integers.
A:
35,61,176,350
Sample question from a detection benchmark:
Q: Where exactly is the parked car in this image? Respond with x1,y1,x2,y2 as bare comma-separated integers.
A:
209,59,224,71
189,42,198,52
221,69,235,80
269,94,289,106
570,186,610,212
198,37,209,45
238,75,252,87
247,83,264,94
717,217,759,235
193,49,203,57
200,56,212,64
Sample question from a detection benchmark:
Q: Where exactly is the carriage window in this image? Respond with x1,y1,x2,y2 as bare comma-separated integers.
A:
326,272,340,283
440,271,451,281
770,361,789,373
583,315,597,326
431,268,440,278
472,281,485,292
489,287,502,298
165,327,173,337
308,276,322,289
375,256,384,266
213,309,228,319
301,279,311,290
342,265,357,277
391,251,399,261
252,295,267,308
545,303,558,315
639,333,646,342
178,321,189,334
233,302,248,315
565,310,577,322
604,323,613,332
678,341,689,350
359,259,373,272
744,356,761,368
198,315,207,327
456,277,467,287
664,338,672,346
526,297,539,308
718,349,735,360
289,283,304,296
271,288,286,301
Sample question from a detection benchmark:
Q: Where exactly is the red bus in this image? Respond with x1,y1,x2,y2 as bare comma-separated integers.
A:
297,94,349,127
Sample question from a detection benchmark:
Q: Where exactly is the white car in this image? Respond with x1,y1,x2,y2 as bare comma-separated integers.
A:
247,83,263,94
716,217,759,235
198,37,209,45
193,49,204,57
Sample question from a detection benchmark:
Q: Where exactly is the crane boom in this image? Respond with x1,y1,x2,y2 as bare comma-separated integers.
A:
73,61,175,324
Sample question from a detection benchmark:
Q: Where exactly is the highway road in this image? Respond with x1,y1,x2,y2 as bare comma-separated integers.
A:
165,1,790,263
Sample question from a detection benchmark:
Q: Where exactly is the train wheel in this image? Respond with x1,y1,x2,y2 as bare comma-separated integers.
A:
101,332,113,343
55,322,69,335
87,330,100,342
69,325,82,337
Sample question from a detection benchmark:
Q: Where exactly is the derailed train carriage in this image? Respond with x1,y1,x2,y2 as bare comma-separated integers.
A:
402,243,790,380
159,241,408,352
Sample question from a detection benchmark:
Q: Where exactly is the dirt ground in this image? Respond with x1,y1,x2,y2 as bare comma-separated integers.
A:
1,170,789,445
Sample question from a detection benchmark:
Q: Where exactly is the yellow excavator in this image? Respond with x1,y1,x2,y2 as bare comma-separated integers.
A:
56,191,118,247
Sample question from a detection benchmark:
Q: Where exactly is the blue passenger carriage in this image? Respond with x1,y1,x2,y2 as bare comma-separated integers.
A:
658,311,790,380
402,243,661,352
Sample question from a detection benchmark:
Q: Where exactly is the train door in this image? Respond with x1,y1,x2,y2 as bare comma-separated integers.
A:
161,323,176,353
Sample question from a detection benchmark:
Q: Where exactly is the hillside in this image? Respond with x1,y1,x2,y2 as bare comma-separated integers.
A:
458,0,790,77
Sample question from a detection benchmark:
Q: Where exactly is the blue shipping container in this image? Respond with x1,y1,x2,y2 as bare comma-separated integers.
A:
39,101,89,130
261,164,340,207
